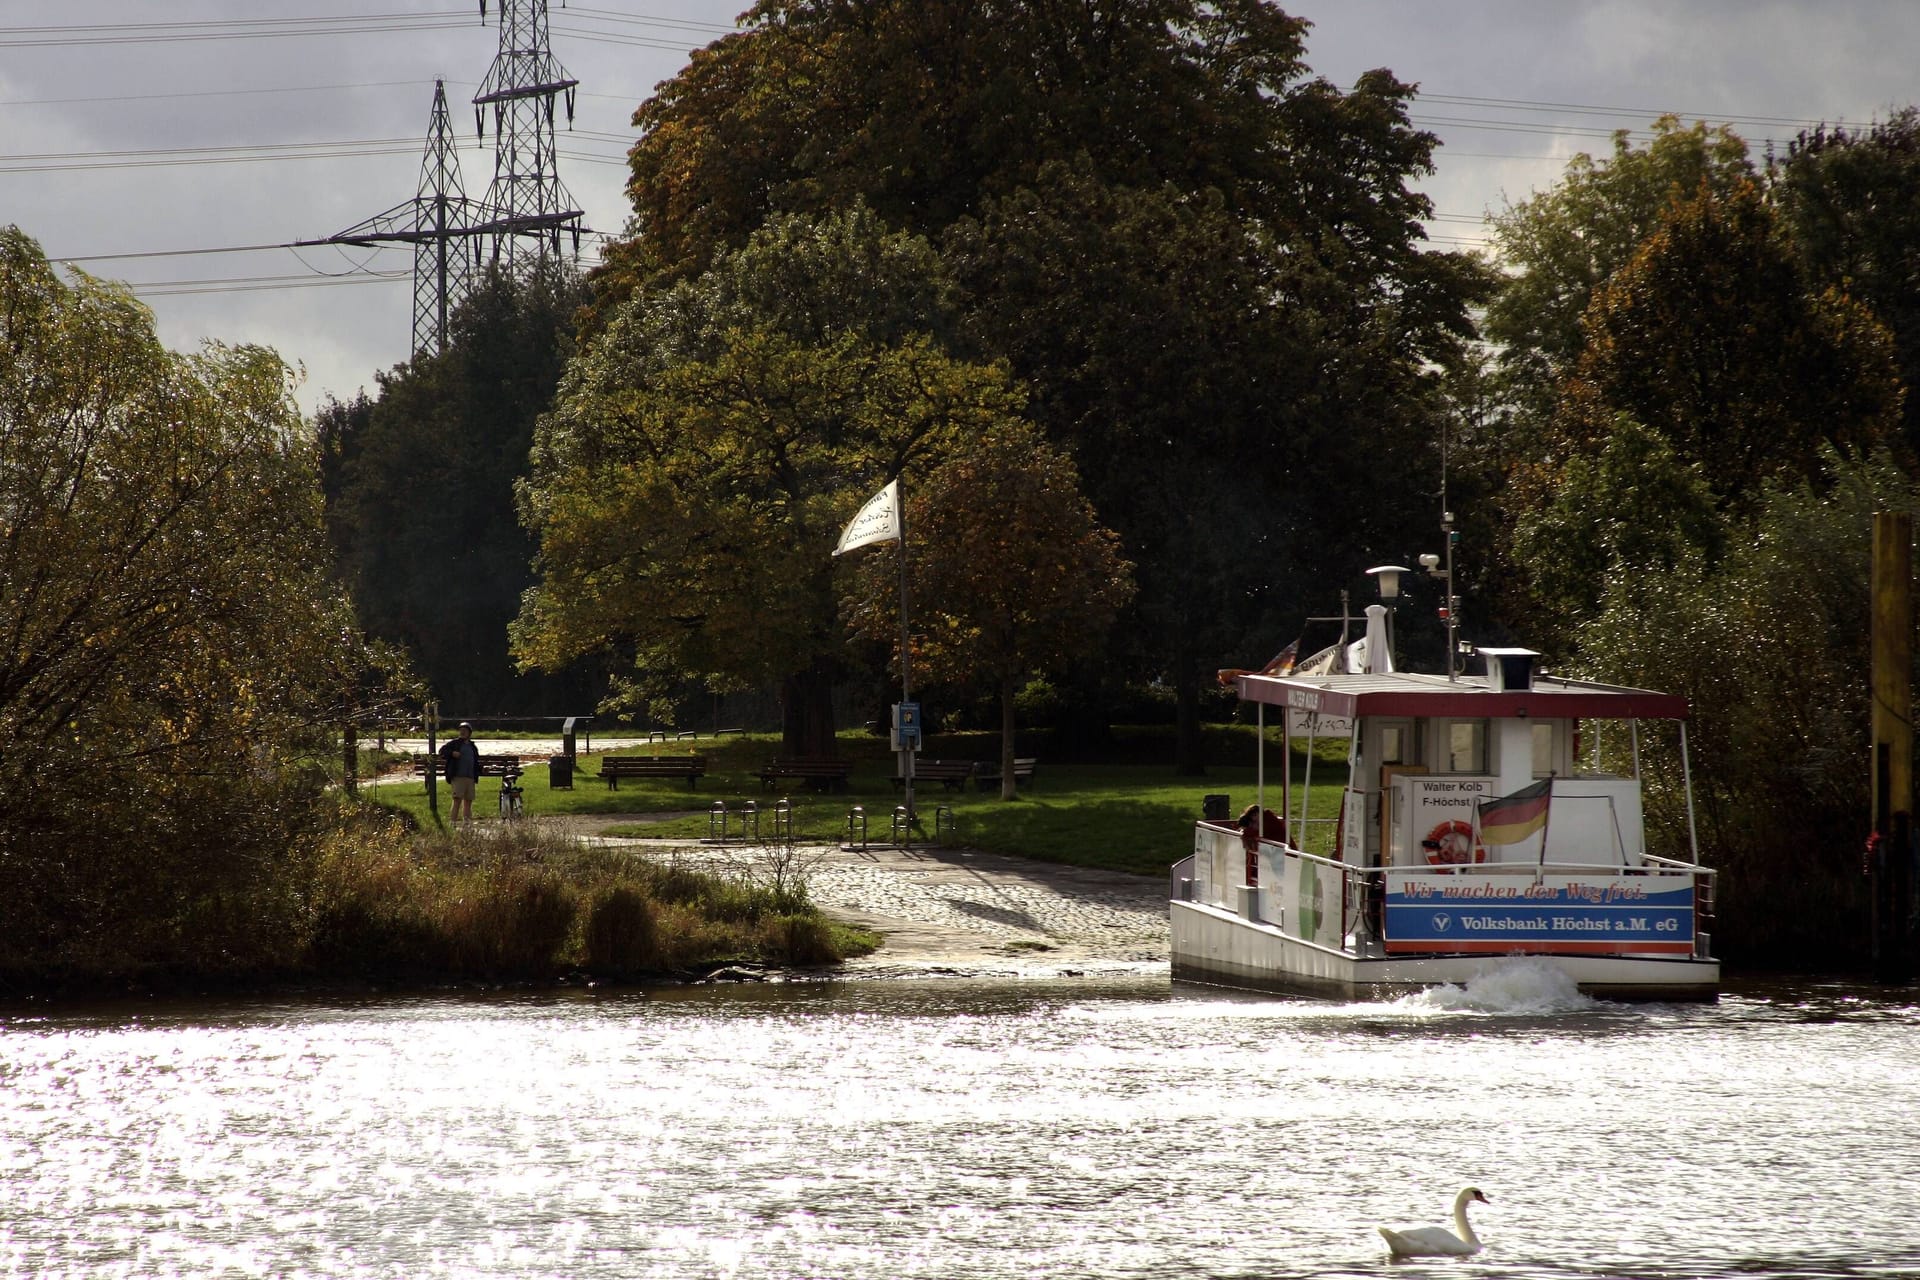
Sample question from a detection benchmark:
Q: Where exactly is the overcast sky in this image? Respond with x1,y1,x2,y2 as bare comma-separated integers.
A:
9,1,1920,416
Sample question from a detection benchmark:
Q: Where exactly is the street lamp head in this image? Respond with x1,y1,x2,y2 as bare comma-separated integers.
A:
1418,552,1441,572
1367,564,1411,601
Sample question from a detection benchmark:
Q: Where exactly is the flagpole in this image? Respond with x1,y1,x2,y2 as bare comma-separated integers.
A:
898,480,915,824
1535,773,1556,873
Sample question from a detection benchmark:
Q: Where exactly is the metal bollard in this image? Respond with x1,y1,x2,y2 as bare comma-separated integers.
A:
934,803,956,845
845,804,867,851
741,799,759,844
708,800,728,842
891,805,914,847
772,798,795,845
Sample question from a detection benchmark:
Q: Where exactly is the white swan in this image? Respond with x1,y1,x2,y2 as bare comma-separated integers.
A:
1378,1186,1490,1258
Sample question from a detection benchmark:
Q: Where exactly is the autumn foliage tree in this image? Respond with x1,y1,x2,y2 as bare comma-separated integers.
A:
843,424,1133,796
0,227,400,979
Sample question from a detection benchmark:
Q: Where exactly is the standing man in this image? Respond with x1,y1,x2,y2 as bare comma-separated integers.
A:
440,721,481,824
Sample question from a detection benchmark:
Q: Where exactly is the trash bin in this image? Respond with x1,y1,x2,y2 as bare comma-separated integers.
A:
1202,793,1231,822
548,755,574,790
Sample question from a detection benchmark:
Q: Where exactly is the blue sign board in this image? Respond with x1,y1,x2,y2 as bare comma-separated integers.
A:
1383,873,1694,955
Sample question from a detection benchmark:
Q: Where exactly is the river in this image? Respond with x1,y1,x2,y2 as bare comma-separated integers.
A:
1,966,1915,1279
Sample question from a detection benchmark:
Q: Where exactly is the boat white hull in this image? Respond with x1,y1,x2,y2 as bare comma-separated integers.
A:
1170,899,1720,1002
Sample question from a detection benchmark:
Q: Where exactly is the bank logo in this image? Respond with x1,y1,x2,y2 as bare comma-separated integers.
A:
1431,913,1452,933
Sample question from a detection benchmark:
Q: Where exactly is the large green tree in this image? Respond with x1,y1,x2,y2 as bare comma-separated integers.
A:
1484,116,1754,417
1774,108,1920,456
516,210,1029,753
1497,182,1901,650
326,267,592,716
595,0,1483,770
0,227,394,977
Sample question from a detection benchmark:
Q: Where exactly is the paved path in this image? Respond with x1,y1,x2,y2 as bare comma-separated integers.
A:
569,819,1170,980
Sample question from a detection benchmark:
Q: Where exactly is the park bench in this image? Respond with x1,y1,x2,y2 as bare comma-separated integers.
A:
890,758,979,791
757,757,854,792
597,755,707,789
975,757,1038,792
413,753,523,780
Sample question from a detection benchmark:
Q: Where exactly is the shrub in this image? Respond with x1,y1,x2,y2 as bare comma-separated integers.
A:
582,886,660,974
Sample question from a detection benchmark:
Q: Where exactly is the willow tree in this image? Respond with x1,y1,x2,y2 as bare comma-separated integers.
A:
0,227,393,976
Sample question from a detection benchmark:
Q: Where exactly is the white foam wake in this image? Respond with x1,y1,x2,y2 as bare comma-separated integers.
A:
1395,956,1599,1014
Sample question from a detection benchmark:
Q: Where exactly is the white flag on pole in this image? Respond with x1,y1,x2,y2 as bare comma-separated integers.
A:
833,480,901,555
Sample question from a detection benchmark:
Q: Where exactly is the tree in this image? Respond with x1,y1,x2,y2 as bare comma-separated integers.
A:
326,266,592,715
603,0,1341,299
0,227,395,974
1496,182,1902,651
947,162,1476,767
1774,108,1920,457
515,211,1030,754
592,0,1484,768
843,423,1133,796
1484,116,1754,416
1579,451,1911,965
1570,182,1901,504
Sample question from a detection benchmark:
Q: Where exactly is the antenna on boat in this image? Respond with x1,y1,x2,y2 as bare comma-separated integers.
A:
1425,397,1463,681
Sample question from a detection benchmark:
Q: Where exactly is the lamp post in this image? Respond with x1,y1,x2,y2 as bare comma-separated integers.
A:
1366,564,1410,668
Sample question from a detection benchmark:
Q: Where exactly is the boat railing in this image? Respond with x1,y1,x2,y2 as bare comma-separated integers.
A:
1169,854,1196,902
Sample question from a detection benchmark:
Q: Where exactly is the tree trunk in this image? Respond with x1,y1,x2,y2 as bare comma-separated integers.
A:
781,659,838,757
1173,655,1207,777
1000,672,1018,801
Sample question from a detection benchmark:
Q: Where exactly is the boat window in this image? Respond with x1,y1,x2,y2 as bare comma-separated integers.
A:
1378,721,1412,766
1532,722,1556,777
1443,720,1486,773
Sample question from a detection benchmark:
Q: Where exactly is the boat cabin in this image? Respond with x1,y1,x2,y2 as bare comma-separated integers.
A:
1171,606,1718,1000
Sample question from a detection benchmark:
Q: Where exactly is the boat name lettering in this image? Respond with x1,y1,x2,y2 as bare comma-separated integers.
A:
1399,882,1558,900
1397,880,1658,903
1564,881,1648,903
1285,690,1321,712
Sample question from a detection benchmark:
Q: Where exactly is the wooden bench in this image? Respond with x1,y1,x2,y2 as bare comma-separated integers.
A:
890,758,978,791
757,757,853,792
975,757,1038,791
413,754,523,780
597,755,707,789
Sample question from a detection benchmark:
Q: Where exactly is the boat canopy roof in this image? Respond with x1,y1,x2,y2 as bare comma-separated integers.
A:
1234,669,1688,721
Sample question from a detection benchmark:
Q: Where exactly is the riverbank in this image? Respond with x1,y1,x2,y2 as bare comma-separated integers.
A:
563,815,1170,981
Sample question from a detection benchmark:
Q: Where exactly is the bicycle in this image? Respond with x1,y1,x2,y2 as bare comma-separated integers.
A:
498,770,525,820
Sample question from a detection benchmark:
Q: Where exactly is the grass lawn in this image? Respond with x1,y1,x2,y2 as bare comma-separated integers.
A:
364,729,1352,880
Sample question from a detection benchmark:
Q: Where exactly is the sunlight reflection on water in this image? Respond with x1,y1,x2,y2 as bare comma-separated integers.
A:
1,975,1917,1278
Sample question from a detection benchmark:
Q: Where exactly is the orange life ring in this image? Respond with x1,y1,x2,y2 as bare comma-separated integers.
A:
1423,819,1487,866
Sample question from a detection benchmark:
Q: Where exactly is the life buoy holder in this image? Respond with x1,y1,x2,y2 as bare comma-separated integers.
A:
1423,819,1486,866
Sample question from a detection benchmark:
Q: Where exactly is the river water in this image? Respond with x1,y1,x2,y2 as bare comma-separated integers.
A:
1,965,1916,1280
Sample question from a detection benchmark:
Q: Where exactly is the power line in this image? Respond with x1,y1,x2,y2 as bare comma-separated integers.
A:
129,274,408,297
0,11,475,48
54,242,297,263
0,79,427,110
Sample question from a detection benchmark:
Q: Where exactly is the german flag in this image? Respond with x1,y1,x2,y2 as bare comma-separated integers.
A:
1478,778,1551,846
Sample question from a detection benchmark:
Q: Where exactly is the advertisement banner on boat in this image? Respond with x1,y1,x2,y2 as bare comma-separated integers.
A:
1285,854,1345,949
1381,872,1695,955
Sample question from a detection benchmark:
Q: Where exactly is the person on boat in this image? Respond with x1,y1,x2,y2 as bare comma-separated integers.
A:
1236,804,1286,853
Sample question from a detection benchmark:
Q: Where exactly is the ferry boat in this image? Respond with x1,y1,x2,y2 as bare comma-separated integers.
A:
1170,604,1719,1001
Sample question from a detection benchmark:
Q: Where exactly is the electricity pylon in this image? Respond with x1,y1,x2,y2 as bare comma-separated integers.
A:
300,80,499,356
474,0,584,278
